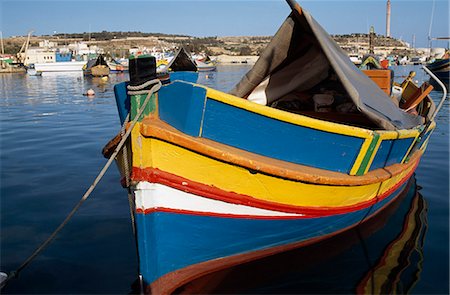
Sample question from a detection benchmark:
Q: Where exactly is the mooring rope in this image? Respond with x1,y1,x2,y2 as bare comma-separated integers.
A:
119,113,137,236
120,114,131,188
0,79,162,289
116,112,137,236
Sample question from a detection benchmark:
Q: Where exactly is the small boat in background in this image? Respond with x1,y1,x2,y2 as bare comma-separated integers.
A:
29,49,86,73
104,1,446,293
107,58,129,73
196,60,217,71
0,55,26,73
107,60,125,73
166,47,197,72
20,39,87,73
84,55,110,77
359,54,385,70
26,65,42,76
166,47,199,83
32,60,87,73
348,53,362,66
426,50,449,90
196,55,217,71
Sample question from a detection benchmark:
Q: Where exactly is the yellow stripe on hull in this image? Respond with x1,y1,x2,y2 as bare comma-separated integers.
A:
131,124,417,209
350,137,375,175
378,162,417,195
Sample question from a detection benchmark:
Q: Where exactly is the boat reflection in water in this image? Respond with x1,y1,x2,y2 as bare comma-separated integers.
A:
173,176,427,294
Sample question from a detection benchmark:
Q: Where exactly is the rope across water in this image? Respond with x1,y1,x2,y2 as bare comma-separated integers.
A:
0,79,162,289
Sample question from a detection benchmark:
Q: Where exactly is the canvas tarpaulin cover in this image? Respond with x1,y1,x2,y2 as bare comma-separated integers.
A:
229,10,422,130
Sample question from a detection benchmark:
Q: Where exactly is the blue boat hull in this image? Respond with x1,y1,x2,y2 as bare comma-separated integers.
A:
135,176,413,293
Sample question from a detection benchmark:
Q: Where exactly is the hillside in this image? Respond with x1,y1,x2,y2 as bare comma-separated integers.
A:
2,31,412,57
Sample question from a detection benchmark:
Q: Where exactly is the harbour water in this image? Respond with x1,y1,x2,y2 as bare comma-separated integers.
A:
0,65,448,294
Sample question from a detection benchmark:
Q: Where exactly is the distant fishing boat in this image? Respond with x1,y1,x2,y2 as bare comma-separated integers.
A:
426,51,449,90
84,55,110,77
165,47,199,83
196,60,217,71
196,55,217,71
348,53,362,66
107,60,125,73
26,65,42,76
425,1,449,90
27,48,87,73
31,61,87,73
104,1,446,293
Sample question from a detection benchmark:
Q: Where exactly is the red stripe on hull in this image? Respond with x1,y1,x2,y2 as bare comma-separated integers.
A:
131,159,419,217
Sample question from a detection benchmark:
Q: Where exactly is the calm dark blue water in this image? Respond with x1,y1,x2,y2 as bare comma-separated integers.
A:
0,65,448,294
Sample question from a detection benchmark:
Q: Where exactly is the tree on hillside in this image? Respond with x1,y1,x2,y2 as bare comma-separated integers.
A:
239,46,252,56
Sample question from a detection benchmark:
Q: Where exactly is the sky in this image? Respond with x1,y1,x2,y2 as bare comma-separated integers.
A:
0,0,449,48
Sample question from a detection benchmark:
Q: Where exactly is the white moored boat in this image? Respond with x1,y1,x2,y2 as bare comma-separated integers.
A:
33,61,87,72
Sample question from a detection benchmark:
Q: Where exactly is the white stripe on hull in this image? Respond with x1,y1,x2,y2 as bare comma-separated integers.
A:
134,182,303,217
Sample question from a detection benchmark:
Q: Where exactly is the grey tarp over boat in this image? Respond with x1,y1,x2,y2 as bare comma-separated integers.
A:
229,10,422,130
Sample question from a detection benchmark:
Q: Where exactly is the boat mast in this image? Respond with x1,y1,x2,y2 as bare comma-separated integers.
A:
17,31,33,64
427,0,435,56
386,0,391,37
23,31,32,64
0,31,4,55
369,26,375,54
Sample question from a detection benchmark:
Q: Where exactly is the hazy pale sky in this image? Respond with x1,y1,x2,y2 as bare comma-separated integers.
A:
1,0,449,48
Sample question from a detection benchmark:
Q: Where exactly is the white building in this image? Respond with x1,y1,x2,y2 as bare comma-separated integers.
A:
67,42,100,56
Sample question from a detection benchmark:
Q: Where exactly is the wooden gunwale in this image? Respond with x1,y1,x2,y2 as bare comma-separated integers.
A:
139,116,422,186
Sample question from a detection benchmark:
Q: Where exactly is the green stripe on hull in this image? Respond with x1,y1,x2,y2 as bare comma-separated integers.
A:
356,132,381,176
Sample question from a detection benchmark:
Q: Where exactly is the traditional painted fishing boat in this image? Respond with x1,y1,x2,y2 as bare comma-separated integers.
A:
196,55,217,72
83,54,110,77
104,1,446,294
165,47,199,83
426,54,449,90
196,60,217,72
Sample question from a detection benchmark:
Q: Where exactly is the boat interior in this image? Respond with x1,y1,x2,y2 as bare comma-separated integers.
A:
263,67,381,129
229,11,434,131
261,67,434,130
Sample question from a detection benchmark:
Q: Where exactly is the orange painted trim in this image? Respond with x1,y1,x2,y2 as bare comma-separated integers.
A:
139,117,423,186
